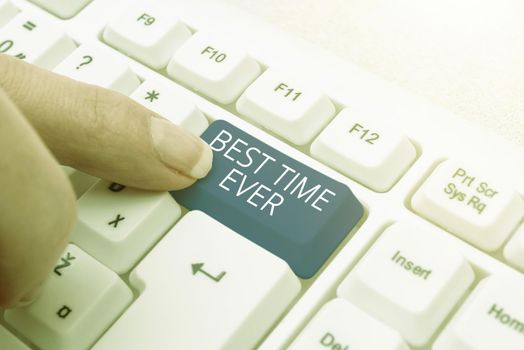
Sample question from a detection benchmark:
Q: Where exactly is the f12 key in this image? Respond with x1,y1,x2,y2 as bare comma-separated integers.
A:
171,120,364,278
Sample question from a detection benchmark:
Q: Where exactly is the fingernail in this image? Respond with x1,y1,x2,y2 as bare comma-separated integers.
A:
150,117,213,178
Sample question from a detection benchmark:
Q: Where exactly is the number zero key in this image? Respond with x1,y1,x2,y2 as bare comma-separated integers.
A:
171,120,364,278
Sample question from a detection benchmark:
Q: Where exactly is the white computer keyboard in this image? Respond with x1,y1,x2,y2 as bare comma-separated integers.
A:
1,0,524,349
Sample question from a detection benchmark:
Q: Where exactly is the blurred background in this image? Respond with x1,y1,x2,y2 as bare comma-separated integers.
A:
225,0,524,145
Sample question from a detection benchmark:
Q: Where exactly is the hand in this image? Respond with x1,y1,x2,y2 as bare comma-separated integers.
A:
0,54,212,308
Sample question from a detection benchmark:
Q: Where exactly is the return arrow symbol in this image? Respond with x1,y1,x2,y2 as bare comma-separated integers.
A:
191,263,226,283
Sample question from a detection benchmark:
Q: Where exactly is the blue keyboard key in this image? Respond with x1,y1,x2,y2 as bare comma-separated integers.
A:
171,120,364,278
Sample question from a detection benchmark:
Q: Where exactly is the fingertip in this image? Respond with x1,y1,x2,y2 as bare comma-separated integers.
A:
189,141,213,179
150,117,213,179
13,282,44,308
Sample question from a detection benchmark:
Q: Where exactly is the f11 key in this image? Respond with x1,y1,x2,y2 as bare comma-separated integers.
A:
171,120,364,278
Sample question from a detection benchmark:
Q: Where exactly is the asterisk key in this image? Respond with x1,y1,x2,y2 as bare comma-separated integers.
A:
145,90,160,102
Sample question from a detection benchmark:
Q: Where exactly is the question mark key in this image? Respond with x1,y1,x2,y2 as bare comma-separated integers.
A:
75,55,93,69
53,44,140,94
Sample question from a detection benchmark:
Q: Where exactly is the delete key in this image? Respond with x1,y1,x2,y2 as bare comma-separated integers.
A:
171,120,363,278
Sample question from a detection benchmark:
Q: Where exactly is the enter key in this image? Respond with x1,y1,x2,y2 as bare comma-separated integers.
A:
171,120,364,278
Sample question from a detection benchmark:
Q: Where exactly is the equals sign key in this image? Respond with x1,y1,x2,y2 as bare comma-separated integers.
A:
23,21,37,31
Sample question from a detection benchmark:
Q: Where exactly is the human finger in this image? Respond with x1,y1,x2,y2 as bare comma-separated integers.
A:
0,54,212,191
0,86,76,308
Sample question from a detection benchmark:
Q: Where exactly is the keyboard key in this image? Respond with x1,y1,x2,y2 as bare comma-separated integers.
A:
503,223,524,271
5,244,132,350
434,275,524,350
167,31,261,104
288,298,409,350
103,4,191,69
236,67,336,145
0,12,75,69
0,325,30,350
62,166,98,198
93,211,300,350
0,0,18,27
71,180,181,273
411,160,524,251
171,120,364,278
337,222,474,346
311,108,416,192
130,80,208,135
28,0,91,19
53,43,140,94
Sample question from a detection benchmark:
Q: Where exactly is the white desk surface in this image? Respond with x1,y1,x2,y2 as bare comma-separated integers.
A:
225,0,524,146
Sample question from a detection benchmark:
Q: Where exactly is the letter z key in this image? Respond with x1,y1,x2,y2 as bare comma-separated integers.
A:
171,120,364,278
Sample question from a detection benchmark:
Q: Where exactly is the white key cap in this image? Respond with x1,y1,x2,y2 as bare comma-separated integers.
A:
337,222,474,347
289,298,409,350
72,180,181,273
311,108,416,192
0,325,30,350
103,4,191,69
62,166,98,198
434,275,524,350
28,0,91,19
0,0,18,27
5,244,132,350
130,80,208,135
0,12,75,69
236,67,336,145
53,43,140,94
411,160,524,251
503,223,524,271
167,31,261,104
93,211,300,350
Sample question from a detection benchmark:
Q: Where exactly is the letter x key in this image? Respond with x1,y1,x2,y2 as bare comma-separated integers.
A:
108,214,125,228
